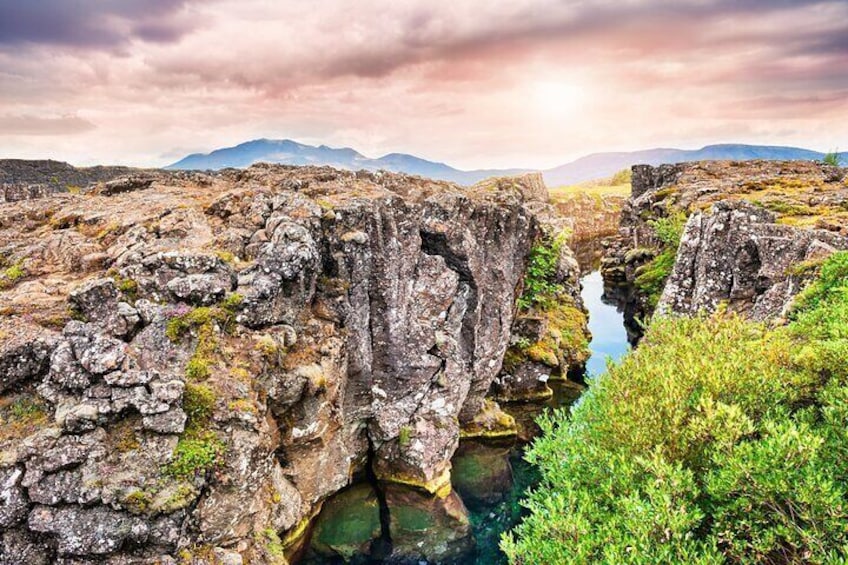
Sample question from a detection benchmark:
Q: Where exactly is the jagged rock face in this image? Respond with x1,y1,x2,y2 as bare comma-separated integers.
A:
603,160,848,331
0,163,548,563
658,201,848,320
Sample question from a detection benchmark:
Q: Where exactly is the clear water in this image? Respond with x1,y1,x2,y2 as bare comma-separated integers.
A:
580,270,630,377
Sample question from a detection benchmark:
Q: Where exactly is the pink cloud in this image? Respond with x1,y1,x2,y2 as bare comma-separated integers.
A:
0,0,846,169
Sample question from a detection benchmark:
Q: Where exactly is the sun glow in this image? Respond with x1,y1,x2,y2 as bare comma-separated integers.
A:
530,80,587,119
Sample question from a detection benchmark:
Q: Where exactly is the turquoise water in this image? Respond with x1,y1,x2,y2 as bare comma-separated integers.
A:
580,270,630,377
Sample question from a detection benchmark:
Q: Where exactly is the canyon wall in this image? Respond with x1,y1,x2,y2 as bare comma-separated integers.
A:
0,163,585,564
603,160,848,330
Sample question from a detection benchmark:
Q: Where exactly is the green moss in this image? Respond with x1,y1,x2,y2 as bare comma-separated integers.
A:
259,528,286,559
511,296,590,372
634,211,688,308
121,489,153,514
220,292,243,312
518,234,567,310
634,247,677,308
254,335,280,359
183,382,216,430
158,483,199,513
0,261,26,290
398,425,413,448
215,250,237,264
762,200,814,216
167,296,242,381
185,355,211,381
114,425,141,452
165,431,225,479
113,275,138,301
0,394,49,442
162,381,224,480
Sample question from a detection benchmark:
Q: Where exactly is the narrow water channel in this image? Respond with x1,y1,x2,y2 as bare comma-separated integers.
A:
579,270,631,378
303,270,630,564
457,269,630,564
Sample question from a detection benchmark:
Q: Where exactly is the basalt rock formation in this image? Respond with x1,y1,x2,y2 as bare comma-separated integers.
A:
0,162,583,564
658,201,848,320
552,193,624,270
602,160,848,332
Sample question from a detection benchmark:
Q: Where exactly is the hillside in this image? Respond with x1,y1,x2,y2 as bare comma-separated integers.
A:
167,139,528,185
541,144,844,186
168,139,845,186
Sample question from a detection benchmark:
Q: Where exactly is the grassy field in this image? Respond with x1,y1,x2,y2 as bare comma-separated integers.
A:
548,169,632,200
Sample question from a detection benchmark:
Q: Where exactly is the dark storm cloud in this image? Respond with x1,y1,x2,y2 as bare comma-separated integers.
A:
0,0,200,47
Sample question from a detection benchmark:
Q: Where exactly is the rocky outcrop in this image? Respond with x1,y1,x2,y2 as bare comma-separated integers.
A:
602,160,848,335
552,192,624,270
0,163,571,564
0,159,164,203
658,201,848,320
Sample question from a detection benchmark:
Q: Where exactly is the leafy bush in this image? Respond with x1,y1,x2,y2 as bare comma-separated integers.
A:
518,234,567,310
634,212,687,308
823,151,842,167
503,252,848,564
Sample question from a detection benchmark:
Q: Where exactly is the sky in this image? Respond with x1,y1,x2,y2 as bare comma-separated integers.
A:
0,0,846,170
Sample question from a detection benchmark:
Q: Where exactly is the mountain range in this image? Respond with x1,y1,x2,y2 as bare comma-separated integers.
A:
167,139,844,186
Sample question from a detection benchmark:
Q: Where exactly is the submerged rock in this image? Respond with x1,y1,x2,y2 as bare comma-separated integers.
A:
309,483,382,560
451,441,514,509
384,484,474,563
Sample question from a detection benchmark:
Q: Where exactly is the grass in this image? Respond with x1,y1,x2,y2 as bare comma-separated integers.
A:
503,252,848,564
549,169,632,201
0,393,50,442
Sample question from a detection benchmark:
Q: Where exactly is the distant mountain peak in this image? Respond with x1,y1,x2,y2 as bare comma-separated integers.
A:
168,139,836,186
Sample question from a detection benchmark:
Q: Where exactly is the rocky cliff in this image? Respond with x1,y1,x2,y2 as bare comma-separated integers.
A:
0,163,585,564
551,193,624,270
602,160,848,332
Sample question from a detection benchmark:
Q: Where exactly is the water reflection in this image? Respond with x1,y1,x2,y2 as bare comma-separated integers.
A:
580,270,630,377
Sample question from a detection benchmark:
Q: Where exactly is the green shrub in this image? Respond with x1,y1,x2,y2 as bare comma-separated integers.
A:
503,252,848,564
634,211,687,308
823,151,842,167
518,234,567,310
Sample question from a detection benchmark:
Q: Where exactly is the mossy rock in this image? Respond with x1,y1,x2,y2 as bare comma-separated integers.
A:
451,441,513,509
310,484,382,560
385,484,475,562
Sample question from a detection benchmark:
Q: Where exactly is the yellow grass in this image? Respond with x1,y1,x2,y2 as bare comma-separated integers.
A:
549,169,632,201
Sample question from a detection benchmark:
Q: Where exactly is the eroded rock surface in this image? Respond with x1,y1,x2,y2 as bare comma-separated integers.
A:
658,201,848,320
602,160,848,331
0,163,566,564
